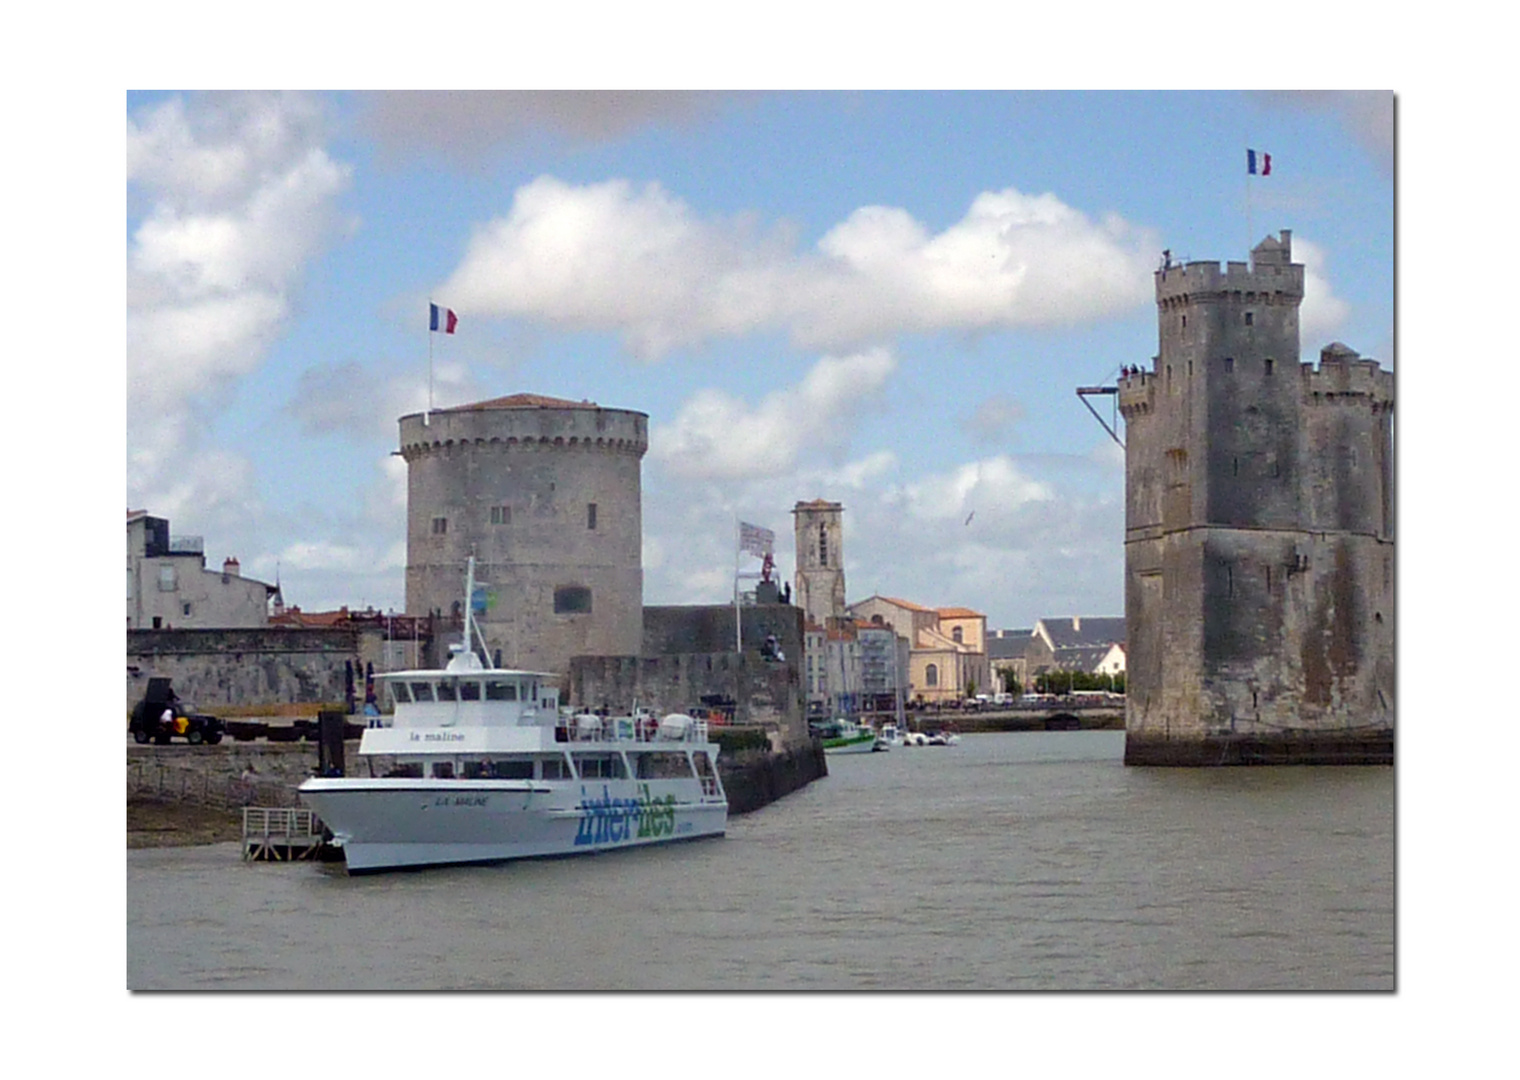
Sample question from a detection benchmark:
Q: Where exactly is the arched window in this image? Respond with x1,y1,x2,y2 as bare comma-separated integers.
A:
925,663,938,687
952,626,963,644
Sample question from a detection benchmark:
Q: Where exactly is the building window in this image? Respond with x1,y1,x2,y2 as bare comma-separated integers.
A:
158,564,177,592
1224,357,1234,373
490,506,510,525
587,503,597,530
1244,311,1254,326
818,524,828,566
432,516,447,535
925,663,938,687
181,602,192,617
1263,358,1274,376
554,585,592,614
952,626,963,644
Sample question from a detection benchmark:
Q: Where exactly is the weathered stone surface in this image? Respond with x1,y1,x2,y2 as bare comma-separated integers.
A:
1120,233,1393,764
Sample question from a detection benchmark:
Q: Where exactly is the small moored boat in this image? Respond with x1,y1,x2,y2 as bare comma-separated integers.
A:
811,719,878,755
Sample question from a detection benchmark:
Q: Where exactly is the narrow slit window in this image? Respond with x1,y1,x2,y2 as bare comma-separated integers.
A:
587,503,597,530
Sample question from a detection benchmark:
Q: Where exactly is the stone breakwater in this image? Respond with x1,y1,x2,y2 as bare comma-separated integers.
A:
126,738,827,818
719,741,828,815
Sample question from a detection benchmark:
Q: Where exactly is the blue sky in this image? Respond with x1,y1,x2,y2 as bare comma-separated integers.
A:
125,89,1393,629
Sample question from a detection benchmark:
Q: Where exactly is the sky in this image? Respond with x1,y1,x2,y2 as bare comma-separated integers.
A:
124,89,1393,631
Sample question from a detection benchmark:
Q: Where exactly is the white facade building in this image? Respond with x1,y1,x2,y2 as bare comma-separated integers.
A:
127,511,275,629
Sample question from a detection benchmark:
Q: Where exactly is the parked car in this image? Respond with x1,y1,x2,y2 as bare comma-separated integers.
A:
129,677,226,745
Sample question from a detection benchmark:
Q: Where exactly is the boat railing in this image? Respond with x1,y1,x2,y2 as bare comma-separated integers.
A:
554,714,711,745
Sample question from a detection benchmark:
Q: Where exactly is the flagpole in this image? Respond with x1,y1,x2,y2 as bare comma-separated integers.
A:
734,522,741,654
1245,147,1254,253
427,298,435,417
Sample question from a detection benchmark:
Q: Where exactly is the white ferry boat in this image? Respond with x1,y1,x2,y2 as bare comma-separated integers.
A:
299,562,728,873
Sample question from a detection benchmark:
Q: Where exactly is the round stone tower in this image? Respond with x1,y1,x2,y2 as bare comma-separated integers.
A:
399,394,647,676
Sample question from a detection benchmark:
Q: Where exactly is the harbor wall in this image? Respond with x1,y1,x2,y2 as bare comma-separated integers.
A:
719,741,829,816
569,603,809,747
127,628,383,713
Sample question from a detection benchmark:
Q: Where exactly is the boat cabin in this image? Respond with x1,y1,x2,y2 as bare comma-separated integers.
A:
377,646,559,729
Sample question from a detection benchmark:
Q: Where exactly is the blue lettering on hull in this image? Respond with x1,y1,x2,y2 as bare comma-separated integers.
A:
573,784,680,847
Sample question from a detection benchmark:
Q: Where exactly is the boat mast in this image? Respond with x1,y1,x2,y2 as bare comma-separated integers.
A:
463,554,492,665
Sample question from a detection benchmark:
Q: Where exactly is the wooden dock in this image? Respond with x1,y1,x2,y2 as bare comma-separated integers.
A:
242,807,329,861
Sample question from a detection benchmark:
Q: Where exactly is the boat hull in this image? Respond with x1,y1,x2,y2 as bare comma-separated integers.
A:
300,778,727,872
823,734,877,755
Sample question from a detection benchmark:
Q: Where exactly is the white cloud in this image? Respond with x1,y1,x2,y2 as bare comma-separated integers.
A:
638,445,1119,627
890,456,1054,525
651,348,897,480
127,91,351,519
1295,236,1351,351
440,177,1157,358
357,90,731,161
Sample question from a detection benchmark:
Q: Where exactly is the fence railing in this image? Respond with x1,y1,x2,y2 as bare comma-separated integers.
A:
127,758,301,810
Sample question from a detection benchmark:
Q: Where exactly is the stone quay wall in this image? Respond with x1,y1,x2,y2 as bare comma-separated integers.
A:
125,738,826,818
127,627,385,714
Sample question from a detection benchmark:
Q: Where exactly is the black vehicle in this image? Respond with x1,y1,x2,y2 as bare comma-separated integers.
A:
129,677,226,745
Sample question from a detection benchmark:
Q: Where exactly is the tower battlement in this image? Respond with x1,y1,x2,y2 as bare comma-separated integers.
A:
1155,230,1304,307
1302,344,1394,408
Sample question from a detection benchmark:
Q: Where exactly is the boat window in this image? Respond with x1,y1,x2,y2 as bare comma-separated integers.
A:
461,760,491,779
390,683,412,704
540,756,572,780
410,682,435,702
458,681,481,701
573,754,626,779
386,762,422,778
432,761,454,779
435,680,458,701
485,680,518,701
636,752,693,779
493,759,534,780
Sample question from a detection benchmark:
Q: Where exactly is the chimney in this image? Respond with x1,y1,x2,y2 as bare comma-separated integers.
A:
1072,616,1081,632
222,557,241,576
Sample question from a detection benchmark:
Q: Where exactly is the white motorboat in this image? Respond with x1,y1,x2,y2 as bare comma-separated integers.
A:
902,728,960,747
299,559,727,873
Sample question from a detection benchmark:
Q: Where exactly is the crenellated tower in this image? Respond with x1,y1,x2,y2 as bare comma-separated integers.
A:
1119,231,1393,764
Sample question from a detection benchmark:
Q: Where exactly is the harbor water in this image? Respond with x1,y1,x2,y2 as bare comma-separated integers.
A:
126,730,1394,991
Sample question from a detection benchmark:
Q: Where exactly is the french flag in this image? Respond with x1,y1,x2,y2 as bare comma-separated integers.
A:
1247,149,1272,176
429,303,458,334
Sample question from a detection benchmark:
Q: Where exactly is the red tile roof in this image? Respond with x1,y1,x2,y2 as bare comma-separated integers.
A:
936,607,985,619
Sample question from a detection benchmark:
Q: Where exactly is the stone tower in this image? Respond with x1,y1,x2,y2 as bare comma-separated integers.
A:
399,394,647,677
1118,231,1394,765
792,499,846,626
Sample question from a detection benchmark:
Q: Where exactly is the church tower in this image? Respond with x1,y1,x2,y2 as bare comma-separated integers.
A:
792,499,846,626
